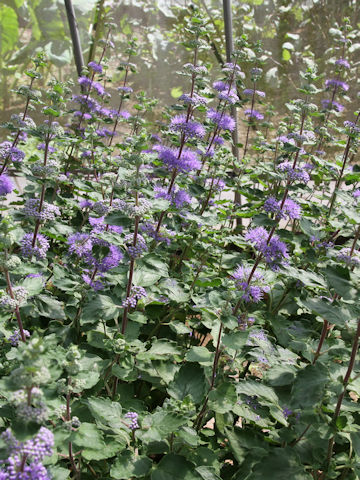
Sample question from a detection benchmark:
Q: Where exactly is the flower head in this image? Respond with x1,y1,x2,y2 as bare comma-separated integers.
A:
170,115,205,138
245,227,289,270
232,265,270,303
88,61,103,73
245,109,264,121
21,233,49,259
155,145,201,172
0,175,14,196
207,109,235,131
325,79,349,91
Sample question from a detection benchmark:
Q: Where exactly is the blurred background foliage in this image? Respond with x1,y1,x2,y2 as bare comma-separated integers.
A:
1,0,360,116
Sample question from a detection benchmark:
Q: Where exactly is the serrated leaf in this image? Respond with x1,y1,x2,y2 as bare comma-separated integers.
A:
168,363,206,404
87,397,124,429
111,451,152,479
152,454,202,480
291,363,328,408
208,383,237,414
186,346,213,366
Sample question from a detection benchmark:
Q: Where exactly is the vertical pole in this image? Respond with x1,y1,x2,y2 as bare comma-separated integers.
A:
64,0,85,78
222,0,242,228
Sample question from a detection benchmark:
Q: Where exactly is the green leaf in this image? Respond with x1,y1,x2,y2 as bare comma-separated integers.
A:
74,353,104,390
48,466,70,480
105,212,132,227
186,346,213,366
236,380,278,404
282,49,291,61
20,275,44,295
0,6,18,55
111,451,152,479
133,254,169,286
171,87,183,98
81,295,120,324
291,363,328,408
141,411,187,443
323,265,353,298
250,448,312,479
222,331,249,350
167,363,206,404
87,397,124,429
72,423,106,460
226,428,246,464
34,294,65,319
195,467,221,480
152,454,202,480
141,339,181,359
208,383,237,414
300,298,350,326
158,278,189,303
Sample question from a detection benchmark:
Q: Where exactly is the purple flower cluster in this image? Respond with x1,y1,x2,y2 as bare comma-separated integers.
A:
124,234,148,259
237,315,255,331
0,427,53,479
335,58,350,69
325,79,349,91
141,222,175,245
0,141,25,163
122,286,147,308
232,265,270,303
335,248,360,267
179,92,207,106
310,235,334,250
12,388,47,423
155,145,201,172
8,329,30,346
23,199,60,221
154,185,192,209
87,240,123,273
206,109,235,131
36,143,57,153
68,232,93,257
205,178,226,192
68,233,123,272
277,162,310,184
245,227,289,270
21,233,50,259
243,88,266,98
245,109,264,121
82,273,104,291
0,175,14,196
118,86,133,94
321,99,344,112
212,82,239,103
79,199,94,209
344,121,360,133
78,76,106,96
88,61,103,73
264,197,301,220
89,216,123,234
125,411,139,430
170,115,205,138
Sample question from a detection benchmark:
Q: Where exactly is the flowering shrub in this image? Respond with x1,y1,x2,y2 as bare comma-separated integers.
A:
0,6,360,480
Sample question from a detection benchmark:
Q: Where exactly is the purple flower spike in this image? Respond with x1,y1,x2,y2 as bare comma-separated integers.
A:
325,79,349,92
245,109,264,121
207,109,235,131
0,175,14,196
88,61,103,73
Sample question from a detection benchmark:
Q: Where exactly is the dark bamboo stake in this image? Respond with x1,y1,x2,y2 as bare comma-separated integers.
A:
223,0,241,228
64,0,85,77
